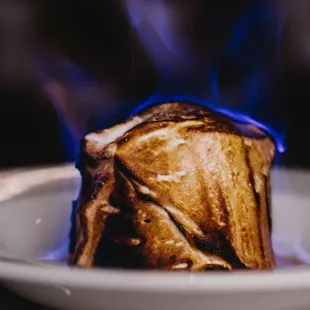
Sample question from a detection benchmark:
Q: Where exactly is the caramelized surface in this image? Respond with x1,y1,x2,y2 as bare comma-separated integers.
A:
70,102,276,270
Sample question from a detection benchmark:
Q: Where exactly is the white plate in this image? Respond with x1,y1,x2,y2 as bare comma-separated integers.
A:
0,165,310,310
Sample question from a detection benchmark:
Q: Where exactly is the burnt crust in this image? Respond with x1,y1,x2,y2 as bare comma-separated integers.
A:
69,102,276,270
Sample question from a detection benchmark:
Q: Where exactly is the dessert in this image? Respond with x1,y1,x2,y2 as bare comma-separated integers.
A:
69,102,276,270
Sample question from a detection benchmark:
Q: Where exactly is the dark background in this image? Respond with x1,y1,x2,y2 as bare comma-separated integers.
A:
0,0,309,169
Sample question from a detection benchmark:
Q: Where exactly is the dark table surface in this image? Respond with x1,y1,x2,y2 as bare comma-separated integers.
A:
0,286,53,310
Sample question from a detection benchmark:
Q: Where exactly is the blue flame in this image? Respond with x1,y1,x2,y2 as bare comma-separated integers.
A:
226,3,270,54
129,94,286,154
36,55,109,162
207,65,221,102
40,241,69,262
43,85,78,162
37,1,286,162
125,1,286,155
124,0,195,73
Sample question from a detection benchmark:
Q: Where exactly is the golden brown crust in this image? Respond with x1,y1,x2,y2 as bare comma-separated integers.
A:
70,102,276,270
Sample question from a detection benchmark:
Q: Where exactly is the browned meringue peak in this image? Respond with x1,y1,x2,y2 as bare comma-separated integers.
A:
70,102,276,271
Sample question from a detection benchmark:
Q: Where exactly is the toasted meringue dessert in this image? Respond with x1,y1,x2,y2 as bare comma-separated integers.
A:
69,102,276,271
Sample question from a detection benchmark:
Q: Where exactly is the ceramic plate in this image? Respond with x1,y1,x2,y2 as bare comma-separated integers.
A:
0,165,310,310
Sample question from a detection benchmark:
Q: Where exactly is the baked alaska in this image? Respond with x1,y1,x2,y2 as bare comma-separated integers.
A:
69,102,276,271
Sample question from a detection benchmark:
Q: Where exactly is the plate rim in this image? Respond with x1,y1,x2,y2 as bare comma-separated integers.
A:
0,261,310,293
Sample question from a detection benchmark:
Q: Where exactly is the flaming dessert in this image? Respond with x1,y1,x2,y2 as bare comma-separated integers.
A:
69,102,276,271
